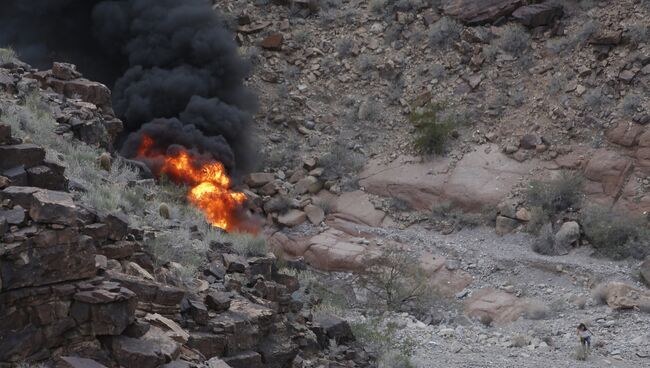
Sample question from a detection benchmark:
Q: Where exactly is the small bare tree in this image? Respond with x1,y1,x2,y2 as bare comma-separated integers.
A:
355,246,432,310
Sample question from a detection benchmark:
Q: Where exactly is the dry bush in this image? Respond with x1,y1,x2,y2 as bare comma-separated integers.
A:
225,232,267,257
511,334,530,348
523,301,551,320
526,172,583,214
429,17,462,48
581,205,649,260
494,23,530,56
0,47,17,64
532,223,557,255
591,283,609,305
355,245,433,311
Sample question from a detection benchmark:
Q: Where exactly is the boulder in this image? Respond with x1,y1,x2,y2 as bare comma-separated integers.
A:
313,314,354,344
143,313,189,344
1,229,96,290
584,150,633,197
444,0,523,25
71,284,137,335
260,33,283,50
108,272,185,315
206,357,233,368
267,229,373,272
606,122,643,147
519,134,542,150
60,357,108,368
512,2,563,28
109,335,167,368
222,253,247,273
464,288,530,324
100,211,129,241
600,282,650,309
29,189,77,225
3,165,27,186
187,332,227,359
243,172,275,187
359,147,538,212
495,215,518,235
334,191,385,227
52,62,82,80
0,205,26,225
641,257,650,286
0,123,11,144
222,351,263,368
1,186,42,208
293,176,322,195
46,77,112,110
277,209,307,227
554,221,580,253
27,165,68,190
205,291,232,312
0,144,45,170
304,204,325,224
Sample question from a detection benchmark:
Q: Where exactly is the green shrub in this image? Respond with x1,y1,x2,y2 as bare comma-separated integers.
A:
351,317,417,368
147,231,206,282
526,172,583,214
410,102,454,155
355,245,434,311
532,223,556,255
526,206,549,234
580,205,649,259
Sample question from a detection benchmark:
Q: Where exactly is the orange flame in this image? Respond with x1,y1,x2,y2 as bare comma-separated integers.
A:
136,135,246,232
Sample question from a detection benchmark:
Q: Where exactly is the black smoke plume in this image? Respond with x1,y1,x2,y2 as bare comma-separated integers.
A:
0,0,256,173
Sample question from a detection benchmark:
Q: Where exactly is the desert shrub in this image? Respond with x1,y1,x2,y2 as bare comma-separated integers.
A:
583,87,609,111
355,245,434,310
591,283,609,305
410,102,454,155
547,21,597,54
320,140,366,180
358,97,382,121
526,206,549,234
390,197,412,212
429,17,462,48
336,38,354,58
532,223,556,255
494,23,530,56
430,63,446,79
293,30,310,45
147,231,206,282
0,47,17,64
263,140,300,169
620,93,641,117
358,54,378,74
547,74,567,95
351,318,416,368
511,334,530,348
580,205,649,259
482,44,499,61
526,172,583,214
627,23,648,45
369,0,386,14
225,232,267,257
430,201,484,230
523,301,551,320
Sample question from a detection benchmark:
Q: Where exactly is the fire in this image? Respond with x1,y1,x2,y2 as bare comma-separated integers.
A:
136,135,246,232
